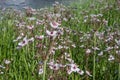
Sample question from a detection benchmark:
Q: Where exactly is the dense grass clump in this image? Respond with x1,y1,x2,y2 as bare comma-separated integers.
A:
0,0,120,80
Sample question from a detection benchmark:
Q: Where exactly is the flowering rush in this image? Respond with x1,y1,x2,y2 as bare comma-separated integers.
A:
50,21,60,29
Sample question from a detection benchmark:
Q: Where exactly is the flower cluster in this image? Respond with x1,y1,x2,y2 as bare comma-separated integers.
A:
13,2,84,79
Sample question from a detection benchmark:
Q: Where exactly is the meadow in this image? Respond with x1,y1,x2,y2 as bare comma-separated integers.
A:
0,0,120,80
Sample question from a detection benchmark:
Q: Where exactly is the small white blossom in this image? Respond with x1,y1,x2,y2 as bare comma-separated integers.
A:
39,68,43,74
4,60,11,65
35,35,44,40
18,37,28,47
86,49,91,54
108,55,115,61
26,25,34,30
98,51,103,56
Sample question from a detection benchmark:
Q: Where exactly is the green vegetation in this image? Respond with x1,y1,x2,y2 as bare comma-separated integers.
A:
0,0,120,80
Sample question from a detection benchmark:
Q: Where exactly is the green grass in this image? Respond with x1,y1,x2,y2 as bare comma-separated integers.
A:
0,0,120,80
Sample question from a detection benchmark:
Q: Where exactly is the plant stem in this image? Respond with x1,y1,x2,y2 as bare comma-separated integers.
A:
43,60,47,80
93,32,97,80
118,63,120,80
43,40,54,80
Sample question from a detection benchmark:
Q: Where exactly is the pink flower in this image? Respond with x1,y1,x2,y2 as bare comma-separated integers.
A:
49,63,60,70
67,63,84,75
35,35,44,40
18,37,28,47
50,21,60,29
47,60,65,71
46,30,57,37
26,25,34,30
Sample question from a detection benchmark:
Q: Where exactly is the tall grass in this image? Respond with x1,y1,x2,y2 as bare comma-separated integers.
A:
0,0,120,80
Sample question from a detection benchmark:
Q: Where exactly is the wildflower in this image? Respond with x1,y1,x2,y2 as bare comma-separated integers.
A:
28,37,34,42
13,36,22,42
67,63,79,73
46,30,57,39
67,63,84,75
50,21,60,29
71,44,76,48
36,20,44,25
63,18,68,21
103,19,108,25
18,37,28,47
4,60,11,65
115,39,120,46
27,17,36,21
105,46,113,51
38,68,43,74
0,72,4,74
26,25,34,30
86,49,91,54
114,45,119,49
55,13,61,17
108,55,115,61
48,62,61,70
92,47,100,50
0,65,5,69
35,35,44,40
98,51,103,56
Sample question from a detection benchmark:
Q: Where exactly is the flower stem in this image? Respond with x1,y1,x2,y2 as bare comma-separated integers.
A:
43,60,47,80
43,40,54,80
93,32,97,80
118,63,120,80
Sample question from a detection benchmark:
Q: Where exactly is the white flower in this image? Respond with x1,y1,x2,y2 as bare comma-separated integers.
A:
50,21,60,29
26,25,34,30
18,37,28,47
39,68,43,74
35,35,44,40
0,65,5,69
98,51,103,56
86,49,91,54
72,44,76,48
108,55,115,61
4,60,11,65
105,46,113,51
116,50,120,55
55,13,61,17
115,39,120,46
28,17,36,21
92,47,100,50
0,72,4,74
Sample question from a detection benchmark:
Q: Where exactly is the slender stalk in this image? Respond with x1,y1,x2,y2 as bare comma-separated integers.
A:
93,32,97,80
118,63,120,80
43,39,54,80
43,60,47,80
